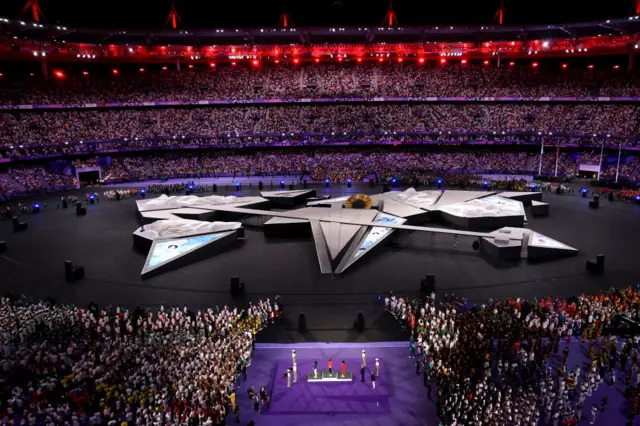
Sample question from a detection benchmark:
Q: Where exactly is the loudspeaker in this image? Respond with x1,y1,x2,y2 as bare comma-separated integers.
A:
586,255,604,274
593,195,600,203
588,200,599,209
65,261,85,282
0,241,6,253
89,198,95,205
230,277,245,296
347,181,352,188
76,203,87,216
355,311,365,333
12,217,27,232
608,192,614,202
213,184,218,192
258,181,263,190
303,180,307,189
73,267,85,280
298,312,307,333
556,187,561,195
421,275,436,293
63,199,69,208
382,184,390,193
237,228,246,240
289,184,294,190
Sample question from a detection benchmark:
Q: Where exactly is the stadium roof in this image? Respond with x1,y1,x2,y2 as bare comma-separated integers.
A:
2,16,640,46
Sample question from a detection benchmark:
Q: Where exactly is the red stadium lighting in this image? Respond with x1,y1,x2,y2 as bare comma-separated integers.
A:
209,62,216,67
252,59,259,66
139,68,145,72
483,60,489,65
509,61,515,66
338,58,343,62
188,64,193,69
379,57,384,63
461,59,468,64
162,66,168,70
532,62,539,68
231,61,237,66
440,58,446,64
274,59,280,64
315,58,320,63
0,73,3,77
588,64,594,69
54,70,64,79
112,69,119,75
562,63,568,69
357,58,362,63
613,65,620,69
398,57,403,63
82,71,89,76
30,73,35,77
418,58,425,64
293,58,299,64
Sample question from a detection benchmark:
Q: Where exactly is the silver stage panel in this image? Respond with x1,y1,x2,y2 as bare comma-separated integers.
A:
531,200,550,216
499,191,543,206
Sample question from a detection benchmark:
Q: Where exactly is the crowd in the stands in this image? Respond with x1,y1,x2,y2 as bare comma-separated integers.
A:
0,104,637,153
0,295,274,425
2,64,640,104
2,149,639,199
388,286,640,425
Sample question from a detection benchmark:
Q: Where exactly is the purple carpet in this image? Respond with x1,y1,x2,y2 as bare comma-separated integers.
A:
236,342,434,426
234,341,639,426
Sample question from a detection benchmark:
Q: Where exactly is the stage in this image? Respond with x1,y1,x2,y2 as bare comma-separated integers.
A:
1,183,640,342
235,342,432,425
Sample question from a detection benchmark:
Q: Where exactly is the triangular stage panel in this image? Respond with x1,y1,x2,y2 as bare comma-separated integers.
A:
142,231,236,278
335,213,406,274
319,221,362,260
527,231,578,259
430,190,494,210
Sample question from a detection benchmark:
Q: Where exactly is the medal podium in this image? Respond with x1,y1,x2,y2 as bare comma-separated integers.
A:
307,370,353,382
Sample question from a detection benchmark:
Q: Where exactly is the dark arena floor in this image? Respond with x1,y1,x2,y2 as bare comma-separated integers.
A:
2,183,640,343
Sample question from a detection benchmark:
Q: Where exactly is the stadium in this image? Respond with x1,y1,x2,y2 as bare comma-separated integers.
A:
1,0,640,424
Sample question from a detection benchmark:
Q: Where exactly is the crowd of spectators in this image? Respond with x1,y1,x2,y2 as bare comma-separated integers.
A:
7,166,74,193
388,286,640,425
0,295,274,425
0,104,638,152
1,149,639,198
2,64,640,104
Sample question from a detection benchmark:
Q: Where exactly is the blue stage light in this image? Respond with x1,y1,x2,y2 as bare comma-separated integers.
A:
636,196,640,201
325,178,330,183
437,179,443,184
581,188,588,193
34,204,39,208
483,181,488,186
280,180,284,184
235,182,240,187
392,178,397,184
89,195,94,200
348,178,352,183
188,185,194,190
141,189,145,194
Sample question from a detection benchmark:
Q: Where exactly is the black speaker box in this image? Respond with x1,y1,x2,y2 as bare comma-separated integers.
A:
0,241,6,252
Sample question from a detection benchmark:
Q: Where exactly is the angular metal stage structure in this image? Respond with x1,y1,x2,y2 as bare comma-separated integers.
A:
133,189,576,277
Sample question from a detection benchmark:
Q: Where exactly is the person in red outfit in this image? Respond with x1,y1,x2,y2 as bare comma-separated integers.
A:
328,358,333,375
341,360,346,378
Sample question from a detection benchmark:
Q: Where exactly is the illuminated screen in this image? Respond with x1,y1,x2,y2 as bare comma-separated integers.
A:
354,214,403,258
148,234,224,269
